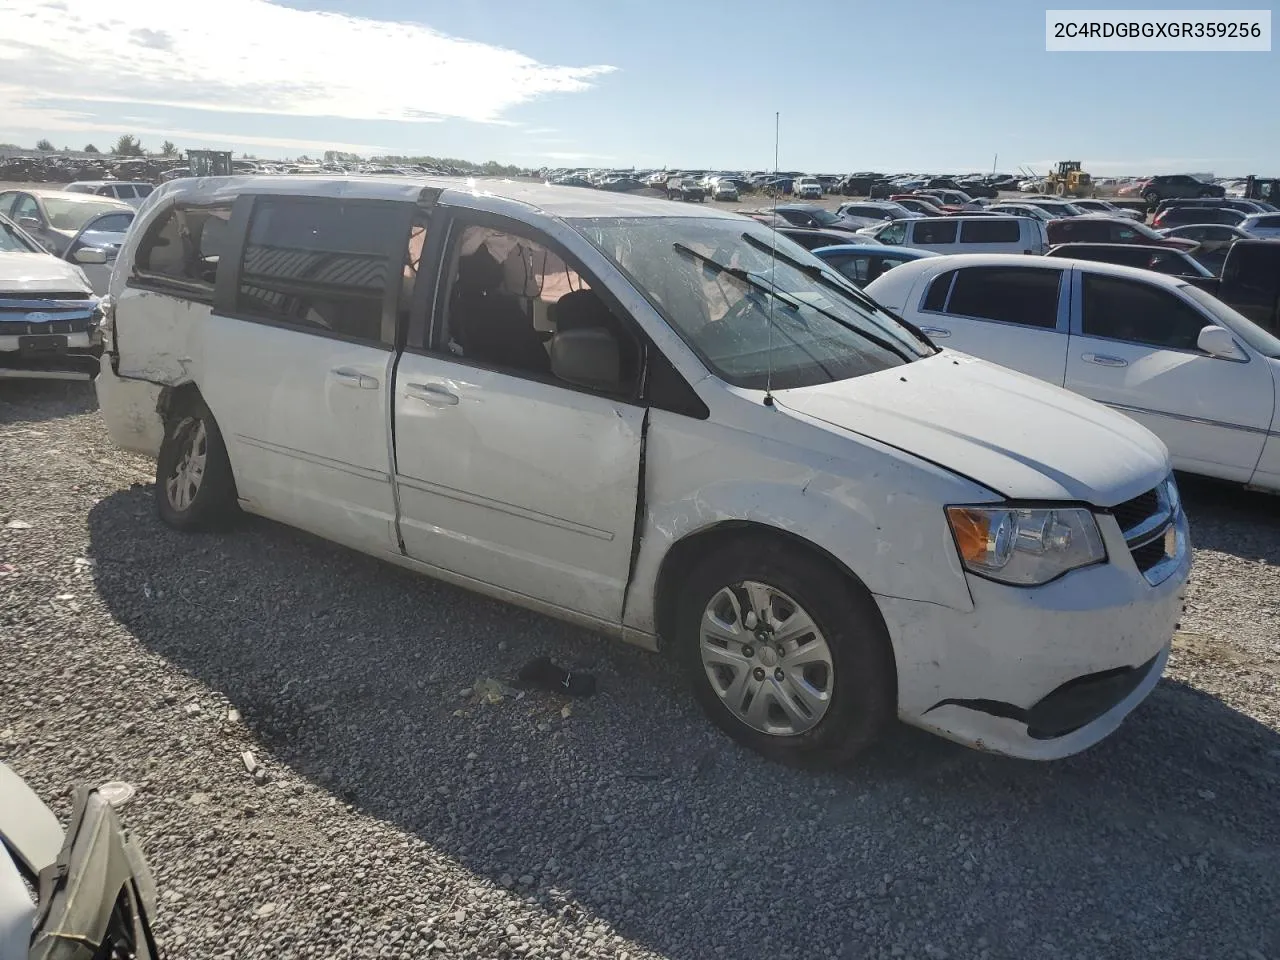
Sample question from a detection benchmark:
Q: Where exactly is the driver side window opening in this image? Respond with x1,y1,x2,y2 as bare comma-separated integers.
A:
438,223,640,394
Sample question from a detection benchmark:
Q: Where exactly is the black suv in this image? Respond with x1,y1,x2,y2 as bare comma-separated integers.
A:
1136,174,1225,206
666,177,704,202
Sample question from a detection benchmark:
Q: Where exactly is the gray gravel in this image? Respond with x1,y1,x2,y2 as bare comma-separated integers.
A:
2,379,1279,960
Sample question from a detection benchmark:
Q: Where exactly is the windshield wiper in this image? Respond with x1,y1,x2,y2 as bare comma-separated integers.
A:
740,232,940,353
673,242,810,315
722,237,917,360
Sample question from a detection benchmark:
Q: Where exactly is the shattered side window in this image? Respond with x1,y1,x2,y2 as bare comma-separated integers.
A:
133,203,231,300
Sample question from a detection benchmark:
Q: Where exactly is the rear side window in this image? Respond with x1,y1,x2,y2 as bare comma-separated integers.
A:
959,219,1020,243
136,184,154,198
944,267,1061,328
133,203,233,301
1056,220,1110,242
237,197,392,344
921,269,956,312
1081,274,1207,350
1256,215,1280,228
914,220,957,244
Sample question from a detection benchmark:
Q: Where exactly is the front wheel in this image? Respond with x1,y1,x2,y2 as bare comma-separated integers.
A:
676,537,897,767
156,399,239,531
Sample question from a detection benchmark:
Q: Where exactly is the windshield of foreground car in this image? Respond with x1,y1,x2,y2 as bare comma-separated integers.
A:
1181,284,1280,358
574,217,934,389
42,197,129,232
0,217,41,253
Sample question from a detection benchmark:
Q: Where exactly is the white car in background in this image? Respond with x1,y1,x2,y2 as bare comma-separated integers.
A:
1238,213,1280,238
867,253,1280,491
711,179,739,201
64,180,156,209
793,176,823,198
1070,198,1145,221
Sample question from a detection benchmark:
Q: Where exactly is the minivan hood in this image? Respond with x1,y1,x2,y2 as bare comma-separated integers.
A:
0,251,92,293
775,352,1169,506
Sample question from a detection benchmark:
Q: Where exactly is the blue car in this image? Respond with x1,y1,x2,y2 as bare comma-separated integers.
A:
811,243,940,286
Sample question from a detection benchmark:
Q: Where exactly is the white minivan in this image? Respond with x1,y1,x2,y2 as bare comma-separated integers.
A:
95,176,1189,766
861,215,1048,255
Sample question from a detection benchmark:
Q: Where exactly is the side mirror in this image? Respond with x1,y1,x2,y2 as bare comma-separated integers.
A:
1197,324,1244,360
72,247,108,265
18,216,42,232
550,327,622,391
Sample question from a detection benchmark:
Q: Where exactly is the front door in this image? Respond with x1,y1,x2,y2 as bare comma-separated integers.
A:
1065,269,1275,482
199,194,408,554
916,264,1070,384
393,214,644,623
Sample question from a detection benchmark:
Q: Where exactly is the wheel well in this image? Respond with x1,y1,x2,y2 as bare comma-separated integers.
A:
157,381,204,422
653,521,873,654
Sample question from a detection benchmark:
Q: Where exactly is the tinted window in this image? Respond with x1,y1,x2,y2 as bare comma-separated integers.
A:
237,198,390,343
1081,274,1208,350
1225,245,1280,294
959,219,1020,243
922,269,956,312
1256,215,1280,228
136,184,154,198
115,185,138,199
1056,220,1110,242
134,203,232,299
914,220,958,244
945,267,1060,328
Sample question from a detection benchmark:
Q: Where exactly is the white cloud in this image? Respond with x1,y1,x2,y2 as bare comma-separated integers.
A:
0,0,616,125
0,85,393,154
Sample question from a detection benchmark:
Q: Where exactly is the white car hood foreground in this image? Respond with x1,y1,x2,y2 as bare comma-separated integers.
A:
776,351,1170,506
0,252,92,294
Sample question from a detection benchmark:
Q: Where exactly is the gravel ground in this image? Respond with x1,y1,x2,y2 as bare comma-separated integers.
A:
2,380,1278,960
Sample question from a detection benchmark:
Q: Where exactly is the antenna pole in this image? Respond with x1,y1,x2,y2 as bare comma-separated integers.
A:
764,111,779,407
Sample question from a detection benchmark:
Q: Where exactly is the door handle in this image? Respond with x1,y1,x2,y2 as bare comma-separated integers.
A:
1082,353,1128,368
918,325,951,339
330,367,379,389
405,382,459,406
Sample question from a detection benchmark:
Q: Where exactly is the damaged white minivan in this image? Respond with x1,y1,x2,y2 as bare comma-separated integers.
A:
95,176,1190,766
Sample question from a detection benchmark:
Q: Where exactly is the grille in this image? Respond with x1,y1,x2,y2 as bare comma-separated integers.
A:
0,290,90,300
1130,536,1170,573
1111,489,1160,531
1110,480,1180,584
2,317,95,335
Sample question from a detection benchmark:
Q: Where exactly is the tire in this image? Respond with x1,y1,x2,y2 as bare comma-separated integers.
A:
1055,183,1066,196
155,397,239,532
1143,190,1161,206
675,536,896,768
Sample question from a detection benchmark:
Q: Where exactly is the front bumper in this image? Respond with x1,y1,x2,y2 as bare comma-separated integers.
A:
94,360,166,458
876,507,1190,760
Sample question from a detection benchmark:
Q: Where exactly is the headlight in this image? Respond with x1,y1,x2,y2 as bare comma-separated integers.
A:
946,505,1106,586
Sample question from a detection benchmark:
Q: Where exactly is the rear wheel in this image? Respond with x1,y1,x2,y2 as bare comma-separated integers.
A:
676,537,896,767
156,398,238,531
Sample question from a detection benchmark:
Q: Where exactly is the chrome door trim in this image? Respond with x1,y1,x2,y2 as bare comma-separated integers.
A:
1105,401,1275,437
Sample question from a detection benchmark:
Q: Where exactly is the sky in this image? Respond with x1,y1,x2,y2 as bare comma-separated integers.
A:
0,0,1276,175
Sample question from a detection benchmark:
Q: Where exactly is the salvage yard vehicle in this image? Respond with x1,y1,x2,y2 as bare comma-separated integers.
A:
1046,215,1198,252
1045,242,1216,286
811,243,939,285
859,215,1048,256
1,763,161,959
64,180,156,209
0,189,133,259
0,213,104,380
97,176,1189,766
867,254,1280,492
